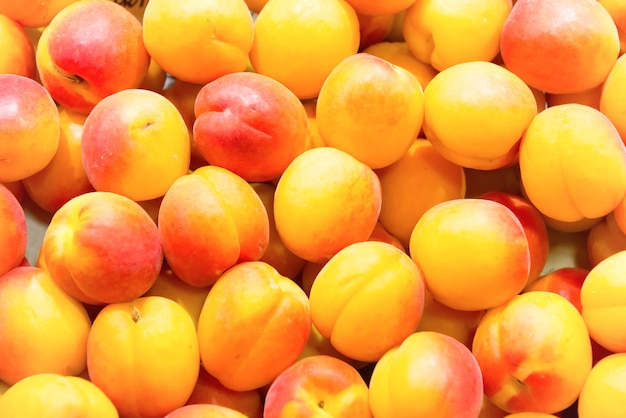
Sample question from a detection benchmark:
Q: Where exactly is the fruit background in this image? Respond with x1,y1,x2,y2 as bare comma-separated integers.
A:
1,0,626,417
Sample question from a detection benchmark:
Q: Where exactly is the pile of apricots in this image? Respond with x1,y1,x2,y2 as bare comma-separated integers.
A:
1,0,626,417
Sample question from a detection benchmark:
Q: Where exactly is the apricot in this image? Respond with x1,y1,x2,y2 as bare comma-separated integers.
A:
309,241,425,362
273,147,382,263
376,138,466,249
35,0,150,114
0,266,91,385
197,261,311,391
0,373,118,417
580,250,626,352
578,353,626,418
264,355,372,418
40,191,164,305
87,296,200,418
81,88,190,202
0,13,36,78
500,0,620,94
142,0,254,85
519,103,626,223
422,61,537,170
473,291,592,414
193,71,308,182
249,0,360,100
599,0,626,54
600,53,626,144
158,165,270,287
0,74,60,183
403,0,512,71
0,183,27,277
409,198,530,311
23,106,95,214
369,331,484,418
316,53,424,169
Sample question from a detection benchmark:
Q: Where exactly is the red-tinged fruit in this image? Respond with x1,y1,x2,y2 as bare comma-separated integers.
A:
264,355,372,418
35,0,150,114
0,73,60,183
39,191,164,305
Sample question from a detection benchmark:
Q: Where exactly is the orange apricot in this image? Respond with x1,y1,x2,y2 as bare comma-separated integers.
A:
249,0,360,100
158,165,270,287
87,296,200,418
422,61,537,170
578,353,626,418
0,373,118,417
519,103,626,223
409,198,531,311
581,250,626,353
274,147,382,263
403,0,511,71
197,261,311,391
316,52,424,169
600,53,626,144
142,0,254,85
309,240,426,362
0,267,91,385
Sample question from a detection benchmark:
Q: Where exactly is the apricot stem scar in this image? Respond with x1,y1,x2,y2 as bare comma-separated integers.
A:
131,306,142,323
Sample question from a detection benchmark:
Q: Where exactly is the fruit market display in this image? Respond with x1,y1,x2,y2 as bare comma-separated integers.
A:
2,0,626,416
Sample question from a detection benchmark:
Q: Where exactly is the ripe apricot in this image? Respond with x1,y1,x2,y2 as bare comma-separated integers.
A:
87,296,200,418
578,353,626,418
249,0,360,100
369,331,484,418
0,183,27,277
316,53,424,169
142,0,254,85
403,0,511,71
581,250,626,352
409,198,530,311
193,71,308,182
376,138,466,249
158,165,270,287
309,241,426,362
81,88,190,202
500,0,620,94
422,61,537,170
0,373,118,417
519,103,626,223
197,261,311,391
600,53,626,144
273,147,382,263
0,267,91,385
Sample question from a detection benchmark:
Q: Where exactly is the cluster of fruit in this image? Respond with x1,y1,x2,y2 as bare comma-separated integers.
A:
1,0,626,417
